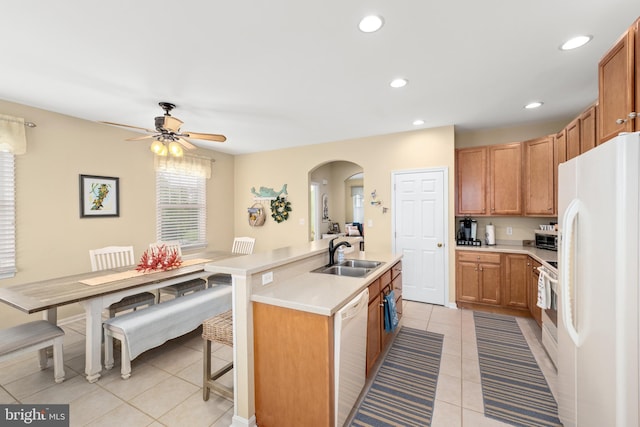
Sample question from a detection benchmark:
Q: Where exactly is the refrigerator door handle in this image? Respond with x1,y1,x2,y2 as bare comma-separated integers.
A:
561,198,581,346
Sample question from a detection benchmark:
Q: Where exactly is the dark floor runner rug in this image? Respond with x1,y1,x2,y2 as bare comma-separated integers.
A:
350,327,444,427
473,311,562,427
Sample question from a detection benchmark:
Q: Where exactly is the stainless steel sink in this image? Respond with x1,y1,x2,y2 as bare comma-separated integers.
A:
337,259,382,269
311,260,383,278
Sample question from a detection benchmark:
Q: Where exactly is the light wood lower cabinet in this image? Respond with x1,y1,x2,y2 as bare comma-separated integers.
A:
503,254,529,309
528,257,542,327
254,303,333,427
456,252,501,305
254,261,402,426
456,251,531,317
366,261,402,376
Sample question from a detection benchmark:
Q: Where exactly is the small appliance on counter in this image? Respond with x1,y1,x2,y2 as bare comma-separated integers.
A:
535,229,558,251
457,217,482,246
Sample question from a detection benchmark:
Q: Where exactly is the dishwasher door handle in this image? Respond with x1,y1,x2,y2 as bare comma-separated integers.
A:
340,289,369,320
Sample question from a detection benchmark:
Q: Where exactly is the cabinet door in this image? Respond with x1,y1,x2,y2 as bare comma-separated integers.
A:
566,118,581,161
580,105,597,153
528,259,542,326
456,260,480,302
503,254,529,309
456,147,487,215
598,28,635,143
488,143,522,215
478,263,501,305
366,293,381,376
523,136,555,216
381,284,393,349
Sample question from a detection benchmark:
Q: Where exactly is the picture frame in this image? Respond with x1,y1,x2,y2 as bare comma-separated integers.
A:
322,193,329,222
79,174,119,217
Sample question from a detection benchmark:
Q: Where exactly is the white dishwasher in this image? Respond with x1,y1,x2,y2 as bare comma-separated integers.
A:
334,288,369,427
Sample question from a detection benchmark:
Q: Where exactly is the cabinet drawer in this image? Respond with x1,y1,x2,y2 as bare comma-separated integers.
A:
379,269,392,287
368,279,380,303
457,251,501,264
392,274,402,294
391,261,402,279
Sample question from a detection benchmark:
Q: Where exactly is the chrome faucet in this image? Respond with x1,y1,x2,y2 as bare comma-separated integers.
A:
328,237,352,266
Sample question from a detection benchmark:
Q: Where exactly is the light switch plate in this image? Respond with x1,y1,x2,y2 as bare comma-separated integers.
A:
262,271,273,285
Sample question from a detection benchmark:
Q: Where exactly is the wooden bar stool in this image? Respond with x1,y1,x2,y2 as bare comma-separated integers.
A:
202,310,233,400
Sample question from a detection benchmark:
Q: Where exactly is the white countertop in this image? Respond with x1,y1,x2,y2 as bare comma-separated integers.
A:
455,244,557,271
251,251,402,317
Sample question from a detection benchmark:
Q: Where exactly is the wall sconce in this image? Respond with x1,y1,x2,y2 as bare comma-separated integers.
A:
370,189,382,206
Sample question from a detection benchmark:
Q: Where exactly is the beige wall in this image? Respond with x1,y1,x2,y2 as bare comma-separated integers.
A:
455,117,572,148
0,100,235,327
234,125,457,300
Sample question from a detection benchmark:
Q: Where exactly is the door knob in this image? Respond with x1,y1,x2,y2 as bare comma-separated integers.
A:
437,243,443,247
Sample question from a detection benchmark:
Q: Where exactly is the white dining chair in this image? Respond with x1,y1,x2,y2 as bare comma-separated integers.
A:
208,237,256,286
89,246,156,317
150,241,207,298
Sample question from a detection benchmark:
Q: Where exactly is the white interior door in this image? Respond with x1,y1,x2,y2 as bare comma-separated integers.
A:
393,169,447,305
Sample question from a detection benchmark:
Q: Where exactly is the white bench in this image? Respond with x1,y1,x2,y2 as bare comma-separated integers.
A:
103,285,232,379
0,320,65,383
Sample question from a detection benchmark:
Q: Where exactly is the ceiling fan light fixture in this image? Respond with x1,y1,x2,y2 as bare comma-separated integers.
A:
150,139,166,155
168,141,184,157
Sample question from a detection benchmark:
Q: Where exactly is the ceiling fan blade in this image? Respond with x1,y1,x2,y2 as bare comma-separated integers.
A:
176,138,197,150
182,131,227,143
99,121,156,133
125,134,156,141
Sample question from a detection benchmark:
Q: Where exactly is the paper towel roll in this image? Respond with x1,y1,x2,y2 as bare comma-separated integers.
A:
485,224,496,245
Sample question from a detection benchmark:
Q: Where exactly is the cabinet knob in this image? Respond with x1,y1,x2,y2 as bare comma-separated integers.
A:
437,243,443,247
616,112,638,124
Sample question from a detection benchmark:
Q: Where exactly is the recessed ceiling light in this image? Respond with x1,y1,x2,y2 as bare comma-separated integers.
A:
524,101,544,109
560,35,593,51
359,15,384,33
413,119,425,126
390,78,408,88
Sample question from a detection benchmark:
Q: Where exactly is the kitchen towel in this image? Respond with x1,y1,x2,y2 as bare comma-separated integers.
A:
384,290,399,332
537,269,551,309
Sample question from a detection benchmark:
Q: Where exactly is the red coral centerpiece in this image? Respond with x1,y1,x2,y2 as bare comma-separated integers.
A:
136,244,183,272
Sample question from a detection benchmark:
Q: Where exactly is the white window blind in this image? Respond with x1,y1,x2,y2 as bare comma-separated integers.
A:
156,169,206,249
0,151,16,278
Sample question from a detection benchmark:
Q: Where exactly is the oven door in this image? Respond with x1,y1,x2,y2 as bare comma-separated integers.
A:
538,267,558,367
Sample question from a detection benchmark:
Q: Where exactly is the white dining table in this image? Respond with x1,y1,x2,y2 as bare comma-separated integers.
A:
0,251,233,382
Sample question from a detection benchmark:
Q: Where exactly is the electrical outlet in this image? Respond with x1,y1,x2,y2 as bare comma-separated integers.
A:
368,219,373,227
262,271,273,285
506,226,513,235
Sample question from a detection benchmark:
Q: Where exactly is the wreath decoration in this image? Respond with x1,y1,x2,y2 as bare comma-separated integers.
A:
270,196,292,223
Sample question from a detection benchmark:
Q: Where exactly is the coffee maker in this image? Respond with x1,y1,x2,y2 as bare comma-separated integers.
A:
457,217,481,246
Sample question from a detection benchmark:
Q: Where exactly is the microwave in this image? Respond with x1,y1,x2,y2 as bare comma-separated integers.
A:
535,231,558,251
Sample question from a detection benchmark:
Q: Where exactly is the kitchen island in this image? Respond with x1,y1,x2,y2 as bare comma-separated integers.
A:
204,238,401,427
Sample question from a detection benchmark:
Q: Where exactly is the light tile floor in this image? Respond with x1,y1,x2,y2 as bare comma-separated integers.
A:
0,301,558,427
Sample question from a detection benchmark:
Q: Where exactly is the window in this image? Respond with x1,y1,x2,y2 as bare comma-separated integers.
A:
0,151,16,278
352,186,364,224
156,164,207,249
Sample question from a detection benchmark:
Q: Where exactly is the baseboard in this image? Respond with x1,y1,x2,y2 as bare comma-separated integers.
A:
447,302,458,309
231,415,257,427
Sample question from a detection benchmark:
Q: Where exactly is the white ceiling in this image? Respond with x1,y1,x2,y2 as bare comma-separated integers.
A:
2,1,639,155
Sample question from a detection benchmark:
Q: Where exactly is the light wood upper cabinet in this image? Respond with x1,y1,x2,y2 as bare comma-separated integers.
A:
456,147,487,215
598,21,637,144
523,135,555,216
488,143,522,215
565,117,581,161
580,104,598,153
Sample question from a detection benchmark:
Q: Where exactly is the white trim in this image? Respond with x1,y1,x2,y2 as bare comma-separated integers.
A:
231,415,257,427
391,167,450,306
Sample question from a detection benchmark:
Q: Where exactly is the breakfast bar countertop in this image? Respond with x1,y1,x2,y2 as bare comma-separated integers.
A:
250,251,402,317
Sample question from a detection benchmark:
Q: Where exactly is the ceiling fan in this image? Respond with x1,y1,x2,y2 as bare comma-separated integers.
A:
100,102,226,156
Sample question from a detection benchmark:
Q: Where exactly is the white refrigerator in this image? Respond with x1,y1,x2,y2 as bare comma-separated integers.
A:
557,132,639,427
